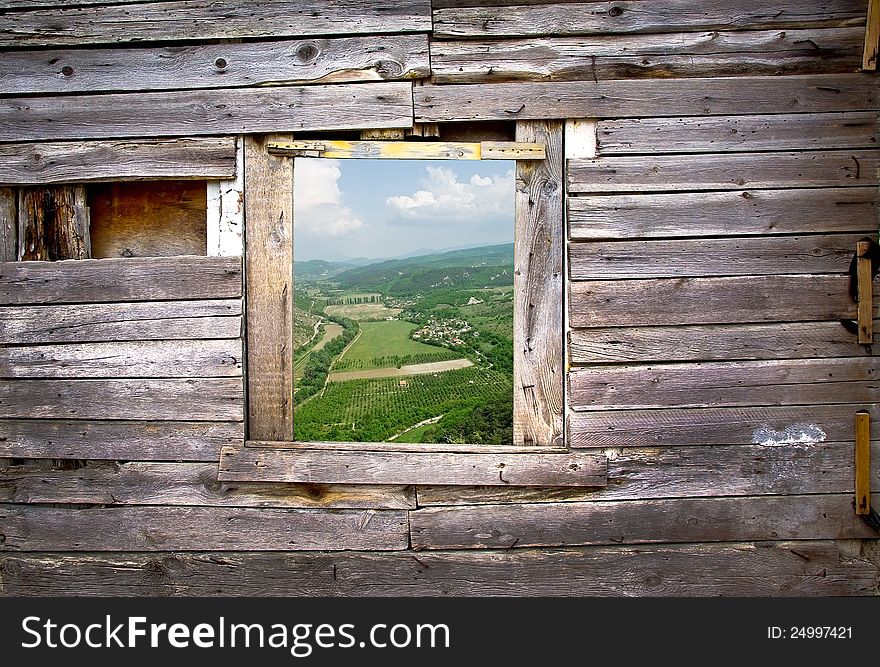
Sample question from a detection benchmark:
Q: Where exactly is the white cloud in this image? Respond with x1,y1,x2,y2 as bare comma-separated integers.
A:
386,166,514,223
294,158,363,236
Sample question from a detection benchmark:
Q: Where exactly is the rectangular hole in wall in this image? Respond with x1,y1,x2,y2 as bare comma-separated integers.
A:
293,158,515,445
88,180,208,258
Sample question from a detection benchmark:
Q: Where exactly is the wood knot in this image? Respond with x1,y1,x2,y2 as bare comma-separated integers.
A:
61,65,74,77
375,59,403,78
214,57,228,70
608,6,624,17
295,42,319,64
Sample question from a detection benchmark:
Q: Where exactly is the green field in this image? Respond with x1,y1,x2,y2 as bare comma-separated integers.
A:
294,366,512,443
334,320,463,371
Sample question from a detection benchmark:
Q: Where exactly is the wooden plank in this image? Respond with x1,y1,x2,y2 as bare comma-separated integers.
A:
89,181,207,259
0,187,14,262
567,188,879,240
245,135,293,441
857,240,875,343
0,299,241,345
0,82,414,143
18,185,90,261
0,419,243,461
513,121,564,447
855,411,872,514
597,111,879,155
0,461,415,510
409,494,877,550
0,0,432,46
0,35,430,96
433,1,868,38
0,378,243,421
568,403,879,448
0,255,242,306
0,505,410,552
568,150,880,194
418,441,880,505
0,541,874,596
565,119,597,159
431,27,864,83
414,73,880,122
570,321,880,364
0,339,242,379
569,275,868,327
219,446,606,487
0,138,235,186
569,358,878,411
251,440,565,454
269,140,480,159
569,234,868,279
207,136,244,257
865,0,880,68
482,141,546,159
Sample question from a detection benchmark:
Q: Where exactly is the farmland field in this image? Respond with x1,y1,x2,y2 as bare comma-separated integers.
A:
293,242,514,444
294,366,512,443
334,320,464,371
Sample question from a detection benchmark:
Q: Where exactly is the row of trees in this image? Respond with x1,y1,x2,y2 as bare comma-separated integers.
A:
295,315,358,401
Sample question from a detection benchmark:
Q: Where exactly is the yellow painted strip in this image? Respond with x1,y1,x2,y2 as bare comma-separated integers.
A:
267,140,546,160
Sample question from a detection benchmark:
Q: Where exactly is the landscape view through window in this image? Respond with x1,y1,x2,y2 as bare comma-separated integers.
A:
292,157,515,445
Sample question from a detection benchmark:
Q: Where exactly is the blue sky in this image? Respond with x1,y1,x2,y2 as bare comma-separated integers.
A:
294,158,515,261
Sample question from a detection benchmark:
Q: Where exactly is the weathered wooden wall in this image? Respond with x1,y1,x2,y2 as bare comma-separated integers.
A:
0,0,878,596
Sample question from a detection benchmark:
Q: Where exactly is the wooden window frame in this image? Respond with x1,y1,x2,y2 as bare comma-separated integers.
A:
224,122,607,487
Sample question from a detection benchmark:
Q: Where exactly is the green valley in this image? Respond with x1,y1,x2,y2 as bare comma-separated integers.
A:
292,243,514,445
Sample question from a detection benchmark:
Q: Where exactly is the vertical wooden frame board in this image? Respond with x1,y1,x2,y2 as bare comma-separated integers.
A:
244,134,294,441
513,120,565,447
0,187,15,261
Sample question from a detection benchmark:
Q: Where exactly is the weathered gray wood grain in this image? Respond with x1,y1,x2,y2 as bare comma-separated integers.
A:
0,188,14,262
431,27,863,83
570,321,879,364
219,446,606,487
417,441,880,505
1,35,430,96
0,138,236,185
1,541,874,596
568,150,879,194
433,1,867,38
0,419,243,461
569,234,868,279
414,73,879,122
568,403,878,448
0,460,415,510
0,299,241,344
0,82,414,142
0,339,243,379
567,187,879,239
597,111,879,155
0,256,241,306
0,0,432,46
513,121,564,447
0,378,243,420
0,505,410,551
569,357,878,410
569,275,869,327
245,135,293,442
409,494,876,549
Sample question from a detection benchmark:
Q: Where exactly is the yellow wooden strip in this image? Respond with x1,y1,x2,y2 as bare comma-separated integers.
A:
481,141,546,160
855,411,871,515
856,240,873,344
267,140,547,160
864,0,880,70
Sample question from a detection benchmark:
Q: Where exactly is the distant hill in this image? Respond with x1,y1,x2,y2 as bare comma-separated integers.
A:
294,259,359,279
331,243,514,295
